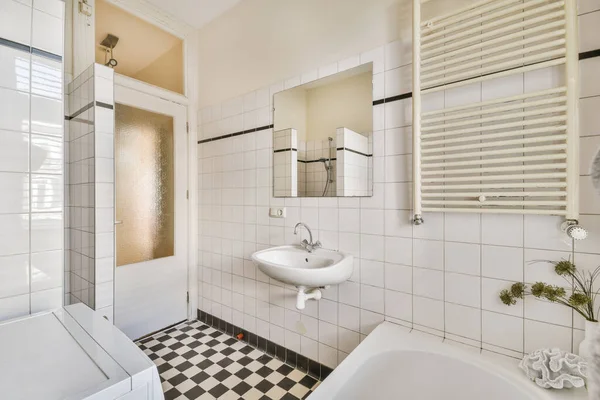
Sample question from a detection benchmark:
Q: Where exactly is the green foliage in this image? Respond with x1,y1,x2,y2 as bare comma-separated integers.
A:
531,282,545,297
510,282,525,298
500,289,516,306
569,293,592,308
555,260,576,276
499,260,600,322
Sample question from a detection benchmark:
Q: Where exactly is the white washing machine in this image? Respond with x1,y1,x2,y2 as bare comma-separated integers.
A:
0,303,164,400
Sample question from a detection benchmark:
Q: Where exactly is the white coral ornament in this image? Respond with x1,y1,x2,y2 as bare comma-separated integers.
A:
519,348,587,389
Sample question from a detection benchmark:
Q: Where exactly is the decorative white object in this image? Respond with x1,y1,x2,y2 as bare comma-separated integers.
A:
519,348,587,389
579,320,600,361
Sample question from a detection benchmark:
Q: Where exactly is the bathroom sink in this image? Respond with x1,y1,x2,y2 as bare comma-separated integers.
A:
251,245,353,287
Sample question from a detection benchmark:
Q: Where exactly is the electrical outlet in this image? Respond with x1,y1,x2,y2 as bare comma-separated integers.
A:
269,207,286,218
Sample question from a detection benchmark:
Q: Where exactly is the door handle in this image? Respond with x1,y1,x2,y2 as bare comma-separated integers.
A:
115,220,123,225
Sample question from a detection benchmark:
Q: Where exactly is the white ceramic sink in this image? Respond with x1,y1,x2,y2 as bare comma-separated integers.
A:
251,245,353,288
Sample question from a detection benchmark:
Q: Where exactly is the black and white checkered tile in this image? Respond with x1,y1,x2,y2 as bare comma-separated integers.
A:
137,321,320,400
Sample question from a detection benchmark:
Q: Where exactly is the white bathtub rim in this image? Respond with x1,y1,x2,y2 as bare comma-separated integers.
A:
311,322,587,400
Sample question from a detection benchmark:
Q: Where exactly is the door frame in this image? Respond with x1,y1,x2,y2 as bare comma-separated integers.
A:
113,73,198,322
99,0,199,320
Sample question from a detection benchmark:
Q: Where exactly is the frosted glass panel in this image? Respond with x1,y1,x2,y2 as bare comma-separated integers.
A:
115,104,174,267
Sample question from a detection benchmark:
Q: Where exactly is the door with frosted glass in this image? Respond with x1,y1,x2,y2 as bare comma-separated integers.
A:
113,86,187,340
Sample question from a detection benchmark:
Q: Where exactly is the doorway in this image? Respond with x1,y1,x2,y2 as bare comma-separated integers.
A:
113,84,188,340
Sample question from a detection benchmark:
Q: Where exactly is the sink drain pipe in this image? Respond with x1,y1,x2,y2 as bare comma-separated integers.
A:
296,286,323,310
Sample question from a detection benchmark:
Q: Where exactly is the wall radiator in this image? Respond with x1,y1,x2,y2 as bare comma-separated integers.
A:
412,0,580,225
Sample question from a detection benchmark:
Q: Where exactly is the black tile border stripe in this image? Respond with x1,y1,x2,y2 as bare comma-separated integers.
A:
198,48,600,146
299,157,338,164
32,47,62,62
273,148,297,153
96,101,114,110
580,49,600,61
0,37,30,54
68,116,93,125
0,36,62,62
337,147,373,157
197,309,333,381
198,124,274,144
372,91,413,106
66,101,94,120
66,101,114,121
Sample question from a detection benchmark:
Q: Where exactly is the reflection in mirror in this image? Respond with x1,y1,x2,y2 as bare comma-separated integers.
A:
273,63,374,197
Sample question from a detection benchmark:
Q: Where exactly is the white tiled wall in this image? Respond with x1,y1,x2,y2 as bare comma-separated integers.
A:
197,2,600,369
273,129,297,197
0,0,65,321
66,64,96,308
65,63,115,321
336,128,370,197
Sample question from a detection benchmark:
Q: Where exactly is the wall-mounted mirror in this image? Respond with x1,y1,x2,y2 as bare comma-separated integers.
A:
273,63,374,197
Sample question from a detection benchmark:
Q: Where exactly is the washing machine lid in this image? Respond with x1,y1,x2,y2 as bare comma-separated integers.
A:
0,309,131,400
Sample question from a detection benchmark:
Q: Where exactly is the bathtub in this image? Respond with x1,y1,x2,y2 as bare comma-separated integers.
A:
310,322,588,400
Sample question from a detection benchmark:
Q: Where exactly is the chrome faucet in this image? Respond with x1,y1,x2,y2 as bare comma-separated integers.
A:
294,222,322,253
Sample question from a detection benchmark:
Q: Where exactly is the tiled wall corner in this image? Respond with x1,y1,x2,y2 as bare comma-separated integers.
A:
65,63,114,321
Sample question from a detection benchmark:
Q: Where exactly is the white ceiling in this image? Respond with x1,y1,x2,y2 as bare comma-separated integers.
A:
144,0,243,29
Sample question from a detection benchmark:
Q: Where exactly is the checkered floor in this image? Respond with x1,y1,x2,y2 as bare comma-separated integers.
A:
136,321,320,400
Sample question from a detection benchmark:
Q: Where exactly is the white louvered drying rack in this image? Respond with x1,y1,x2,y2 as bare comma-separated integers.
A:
412,0,580,225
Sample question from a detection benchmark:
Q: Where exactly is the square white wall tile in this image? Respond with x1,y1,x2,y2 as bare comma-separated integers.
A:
445,303,480,341
32,9,63,56
0,214,29,256
445,273,480,308
360,284,384,313
384,263,411,293
338,303,359,332
32,55,61,99
481,245,523,281
413,267,443,300
31,212,62,252
444,213,480,244
579,0,600,13
580,58,600,98
30,287,62,312
0,0,32,45
0,46,30,92
413,239,443,270
359,309,384,335
481,214,523,247
31,250,62,291
0,172,29,214
0,131,29,173
0,88,29,132
384,289,412,321
524,320,572,353
445,242,480,276
482,311,523,353
579,11,600,52
580,96,600,137
413,296,444,331
33,0,64,19
0,254,29,298
0,293,29,321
